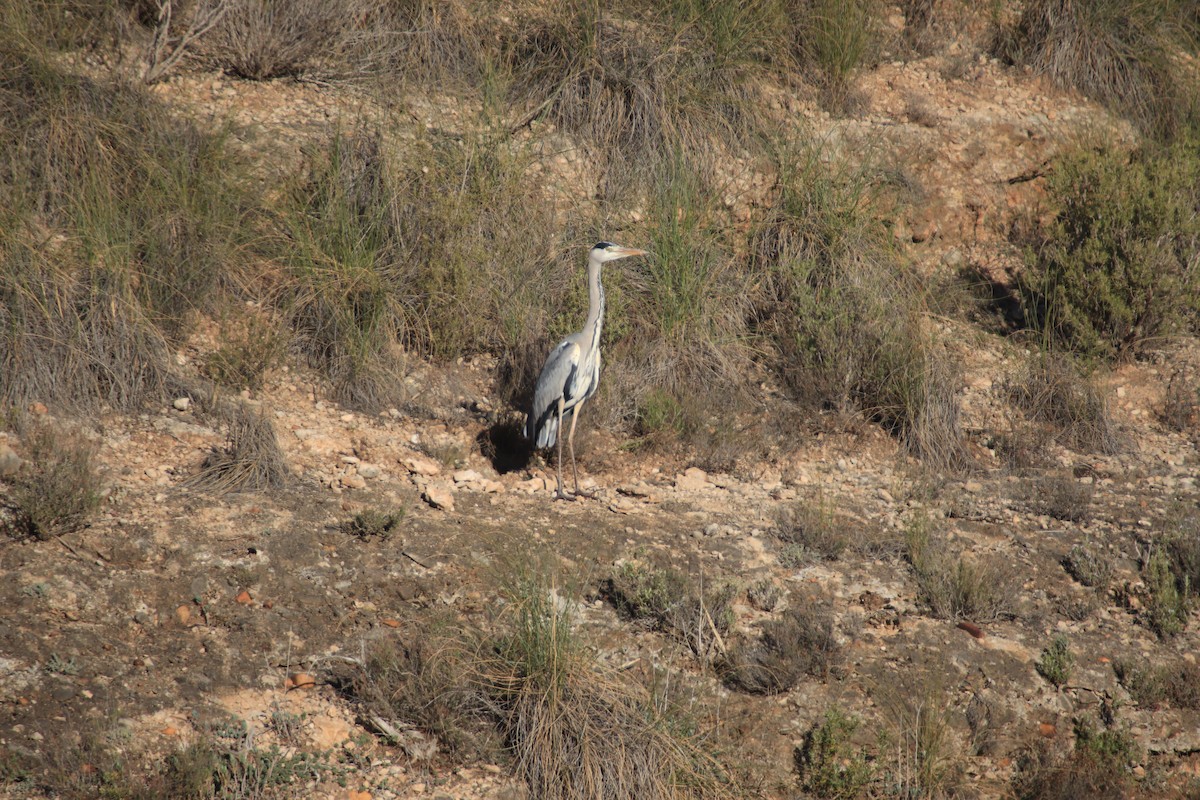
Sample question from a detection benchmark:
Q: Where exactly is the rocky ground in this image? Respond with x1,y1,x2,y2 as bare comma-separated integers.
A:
3,18,1200,800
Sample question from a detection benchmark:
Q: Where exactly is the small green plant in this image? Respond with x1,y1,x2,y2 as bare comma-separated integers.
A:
796,708,876,799
2,419,103,541
1036,635,1075,688
1063,539,1114,590
267,702,310,746
1143,547,1191,638
340,509,404,541
799,0,879,104
882,683,956,799
1012,716,1137,799
202,313,288,391
635,388,686,438
45,653,79,676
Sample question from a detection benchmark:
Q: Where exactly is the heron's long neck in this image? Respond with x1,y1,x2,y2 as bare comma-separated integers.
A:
585,258,605,352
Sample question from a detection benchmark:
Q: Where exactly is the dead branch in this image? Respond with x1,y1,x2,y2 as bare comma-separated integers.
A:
144,0,229,85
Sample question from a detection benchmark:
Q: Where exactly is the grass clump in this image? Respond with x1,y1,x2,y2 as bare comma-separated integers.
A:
0,43,249,412
502,0,784,179
605,559,736,663
904,516,1015,622
342,571,739,798
997,0,1199,138
881,683,957,799
1028,475,1093,523
203,0,347,80
755,149,966,471
1016,140,1200,360
603,158,756,439
1113,657,1200,710
795,708,876,799
1,418,103,541
201,311,288,391
190,403,289,493
722,598,840,694
1035,635,1075,688
1006,351,1116,454
797,0,879,107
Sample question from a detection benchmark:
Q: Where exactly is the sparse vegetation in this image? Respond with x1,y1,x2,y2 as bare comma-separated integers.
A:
1013,717,1138,800
1,418,103,541
1113,657,1200,710
904,516,1016,622
1006,351,1117,453
882,683,957,799
774,498,847,562
1035,635,1075,688
1028,475,1093,523
1063,538,1114,590
339,568,740,798
722,597,841,694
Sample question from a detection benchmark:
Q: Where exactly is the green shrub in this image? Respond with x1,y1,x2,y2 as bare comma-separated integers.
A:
722,598,841,694
904,516,1015,622
1143,546,1191,638
796,709,876,799
1036,635,1075,687
1017,141,1200,359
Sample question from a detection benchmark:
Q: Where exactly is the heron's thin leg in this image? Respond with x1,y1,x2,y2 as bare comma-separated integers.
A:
554,397,575,501
566,399,593,498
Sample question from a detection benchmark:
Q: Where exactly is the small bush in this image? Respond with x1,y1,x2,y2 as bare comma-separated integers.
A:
1016,140,1200,359
1029,476,1093,523
797,0,879,104
1063,539,1114,590
795,709,876,800
1161,368,1200,432
774,500,847,561
1163,511,1200,599
1013,719,1137,800
203,0,346,79
1142,547,1191,638
201,312,288,391
905,517,1015,622
605,560,736,663
882,683,957,799
722,599,841,694
340,509,404,541
1036,635,1075,688
1,419,103,541
190,403,289,493
1006,351,1116,453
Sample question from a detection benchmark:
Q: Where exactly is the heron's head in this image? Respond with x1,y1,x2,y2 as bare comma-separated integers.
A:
591,241,648,263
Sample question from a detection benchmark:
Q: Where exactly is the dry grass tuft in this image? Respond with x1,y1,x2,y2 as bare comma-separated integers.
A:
1006,351,1117,454
905,516,1016,622
1,416,103,541
999,0,1198,138
755,149,967,471
722,598,840,694
189,403,289,493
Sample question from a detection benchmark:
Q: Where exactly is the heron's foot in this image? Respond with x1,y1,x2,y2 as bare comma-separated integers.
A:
553,488,579,502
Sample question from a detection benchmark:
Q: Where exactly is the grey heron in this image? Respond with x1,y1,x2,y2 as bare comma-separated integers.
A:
525,241,647,500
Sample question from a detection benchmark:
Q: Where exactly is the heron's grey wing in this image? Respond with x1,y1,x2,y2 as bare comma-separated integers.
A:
527,339,581,449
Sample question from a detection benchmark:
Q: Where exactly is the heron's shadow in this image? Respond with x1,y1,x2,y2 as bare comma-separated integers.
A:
477,419,531,474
